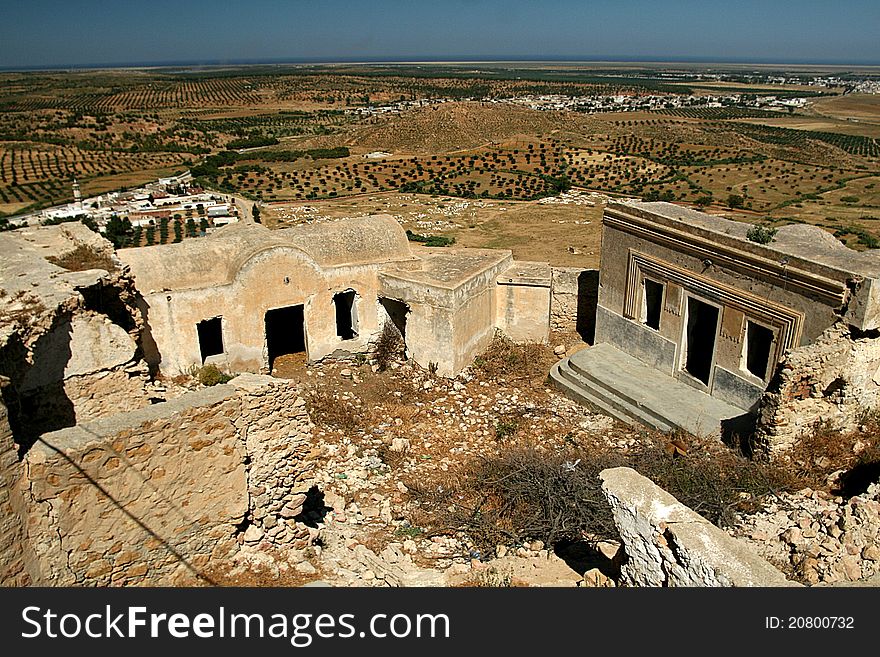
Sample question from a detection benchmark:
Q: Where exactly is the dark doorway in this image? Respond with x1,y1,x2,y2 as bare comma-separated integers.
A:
576,270,599,343
745,321,774,380
379,297,409,342
684,297,719,385
333,290,358,340
265,305,306,369
643,278,664,331
197,317,224,363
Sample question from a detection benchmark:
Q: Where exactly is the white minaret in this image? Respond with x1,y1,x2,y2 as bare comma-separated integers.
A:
72,178,82,210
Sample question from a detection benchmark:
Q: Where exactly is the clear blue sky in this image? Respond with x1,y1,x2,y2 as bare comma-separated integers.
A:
1,0,878,68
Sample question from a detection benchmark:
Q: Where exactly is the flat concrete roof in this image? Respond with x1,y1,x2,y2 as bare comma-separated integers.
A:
382,248,512,290
497,261,552,287
617,201,880,280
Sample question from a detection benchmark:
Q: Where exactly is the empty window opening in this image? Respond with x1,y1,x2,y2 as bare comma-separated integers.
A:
379,297,409,343
334,290,359,340
197,317,224,363
744,321,774,380
642,278,664,331
265,305,306,370
684,297,719,385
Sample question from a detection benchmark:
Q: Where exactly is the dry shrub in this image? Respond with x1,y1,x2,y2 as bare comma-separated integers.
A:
472,333,552,381
192,364,233,386
625,435,797,525
374,321,404,371
305,387,363,434
47,245,115,272
786,416,880,496
405,435,796,552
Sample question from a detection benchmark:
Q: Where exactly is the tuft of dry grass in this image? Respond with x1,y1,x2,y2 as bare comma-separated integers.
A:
471,333,553,382
47,245,116,272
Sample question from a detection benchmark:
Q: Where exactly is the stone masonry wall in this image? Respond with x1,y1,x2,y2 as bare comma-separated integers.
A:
0,389,33,586
62,361,157,422
550,268,598,339
600,467,798,587
754,323,880,455
19,375,313,586
231,374,315,549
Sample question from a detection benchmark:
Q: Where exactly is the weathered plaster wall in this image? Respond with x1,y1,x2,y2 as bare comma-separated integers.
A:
139,248,386,375
754,324,880,455
600,467,798,587
379,253,513,376
495,262,551,344
20,375,313,586
495,283,550,343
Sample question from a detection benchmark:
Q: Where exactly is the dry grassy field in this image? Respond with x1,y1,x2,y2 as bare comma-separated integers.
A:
264,190,604,267
811,94,880,125
3,65,879,263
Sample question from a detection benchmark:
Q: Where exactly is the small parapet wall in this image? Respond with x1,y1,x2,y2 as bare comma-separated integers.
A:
18,374,313,586
600,467,798,587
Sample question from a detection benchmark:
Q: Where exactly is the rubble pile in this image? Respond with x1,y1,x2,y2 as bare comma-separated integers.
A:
732,483,880,585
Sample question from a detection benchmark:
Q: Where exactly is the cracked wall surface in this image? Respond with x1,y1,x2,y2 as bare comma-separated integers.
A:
0,390,34,585
600,467,798,587
1,224,158,440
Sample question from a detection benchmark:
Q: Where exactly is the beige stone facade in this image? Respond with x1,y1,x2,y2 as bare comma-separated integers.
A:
595,202,880,414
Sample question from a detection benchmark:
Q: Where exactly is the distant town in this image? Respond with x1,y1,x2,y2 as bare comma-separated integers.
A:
2,171,242,246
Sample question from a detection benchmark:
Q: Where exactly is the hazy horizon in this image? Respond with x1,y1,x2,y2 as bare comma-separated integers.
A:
1,0,878,70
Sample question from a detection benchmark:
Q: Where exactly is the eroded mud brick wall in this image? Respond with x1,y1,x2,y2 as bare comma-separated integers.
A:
19,375,313,586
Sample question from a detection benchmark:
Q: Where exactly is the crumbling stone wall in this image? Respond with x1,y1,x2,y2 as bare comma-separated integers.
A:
62,362,156,421
550,268,598,340
600,467,797,587
231,374,315,549
1,266,157,440
20,375,313,586
0,391,33,586
754,323,880,455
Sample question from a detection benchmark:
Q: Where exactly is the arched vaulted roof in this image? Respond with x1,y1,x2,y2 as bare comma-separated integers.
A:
119,214,414,293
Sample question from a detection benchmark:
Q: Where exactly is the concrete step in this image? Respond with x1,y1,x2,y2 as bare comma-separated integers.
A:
550,342,749,438
550,360,673,432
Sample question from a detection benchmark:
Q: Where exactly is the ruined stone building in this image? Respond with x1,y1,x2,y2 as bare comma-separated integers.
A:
118,214,551,378
0,216,563,586
552,201,880,450
3,201,880,587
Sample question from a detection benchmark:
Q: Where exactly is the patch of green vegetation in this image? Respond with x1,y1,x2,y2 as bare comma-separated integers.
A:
192,364,235,386
746,224,778,244
494,418,520,441
405,230,456,247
